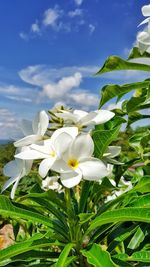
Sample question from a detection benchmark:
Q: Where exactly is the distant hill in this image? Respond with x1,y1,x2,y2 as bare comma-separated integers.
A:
0,140,11,145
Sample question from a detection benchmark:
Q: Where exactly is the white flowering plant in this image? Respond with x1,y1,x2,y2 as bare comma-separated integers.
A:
0,4,150,267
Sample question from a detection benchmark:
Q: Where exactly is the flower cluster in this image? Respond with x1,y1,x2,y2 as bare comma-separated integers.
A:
137,4,150,54
2,107,118,198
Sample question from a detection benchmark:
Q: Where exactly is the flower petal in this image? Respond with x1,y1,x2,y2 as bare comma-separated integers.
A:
79,158,108,180
138,17,150,27
32,110,49,135
80,110,114,126
15,149,46,160
51,127,78,142
106,146,121,158
31,139,52,155
14,135,42,147
60,171,82,188
142,4,150,17
20,119,33,135
54,132,73,157
39,158,56,178
3,160,22,177
1,176,18,193
55,112,79,123
138,41,149,54
73,109,88,119
137,31,150,45
52,159,71,173
69,134,94,160
10,176,22,199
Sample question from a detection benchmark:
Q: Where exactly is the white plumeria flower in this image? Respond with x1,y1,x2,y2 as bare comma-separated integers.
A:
15,127,78,179
2,148,33,199
53,133,108,188
104,146,121,159
137,30,150,54
42,176,62,192
14,110,49,147
105,177,132,203
139,4,150,27
55,109,114,127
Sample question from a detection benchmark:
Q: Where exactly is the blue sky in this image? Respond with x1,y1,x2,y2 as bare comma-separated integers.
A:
0,0,149,139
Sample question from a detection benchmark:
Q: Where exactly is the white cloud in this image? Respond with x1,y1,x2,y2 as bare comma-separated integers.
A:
31,21,40,33
0,108,20,140
19,65,98,87
68,9,82,18
69,91,99,107
19,65,48,86
89,24,96,34
18,64,100,110
19,32,28,41
43,7,62,27
0,85,20,94
0,84,39,104
19,3,96,39
74,0,84,6
6,95,32,103
42,72,82,99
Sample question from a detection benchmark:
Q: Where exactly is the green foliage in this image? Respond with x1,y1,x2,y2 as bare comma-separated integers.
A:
81,244,118,267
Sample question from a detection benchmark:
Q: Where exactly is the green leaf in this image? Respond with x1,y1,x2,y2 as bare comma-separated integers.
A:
55,243,74,267
81,244,118,267
128,112,150,126
128,47,150,60
18,190,66,212
79,213,94,224
133,176,150,193
99,81,150,107
115,251,150,263
96,56,150,75
0,234,62,261
127,227,145,250
129,251,150,262
126,96,146,113
87,208,150,233
0,195,53,228
26,197,67,227
130,194,150,207
79,180,92,213
92,126,120,158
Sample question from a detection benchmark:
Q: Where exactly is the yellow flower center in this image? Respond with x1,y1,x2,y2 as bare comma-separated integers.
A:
68,159,79,169
50,150,56,157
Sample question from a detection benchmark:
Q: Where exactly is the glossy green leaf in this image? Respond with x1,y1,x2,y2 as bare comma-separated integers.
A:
87,208,150,233
126,96,146,113
128,47,150,60
130,194,150,207
79,181,92,213
99,81,149,107
81,244,118,267
114,251,150,263
128,112,150,126
79,213,94,224
92,126,120,158
0,234,62,261
18,190,66,211
129,251,150,262
0,195,53,228
133,176,150,193
127,227,145,250
96,56,150,75
55,243,74,267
